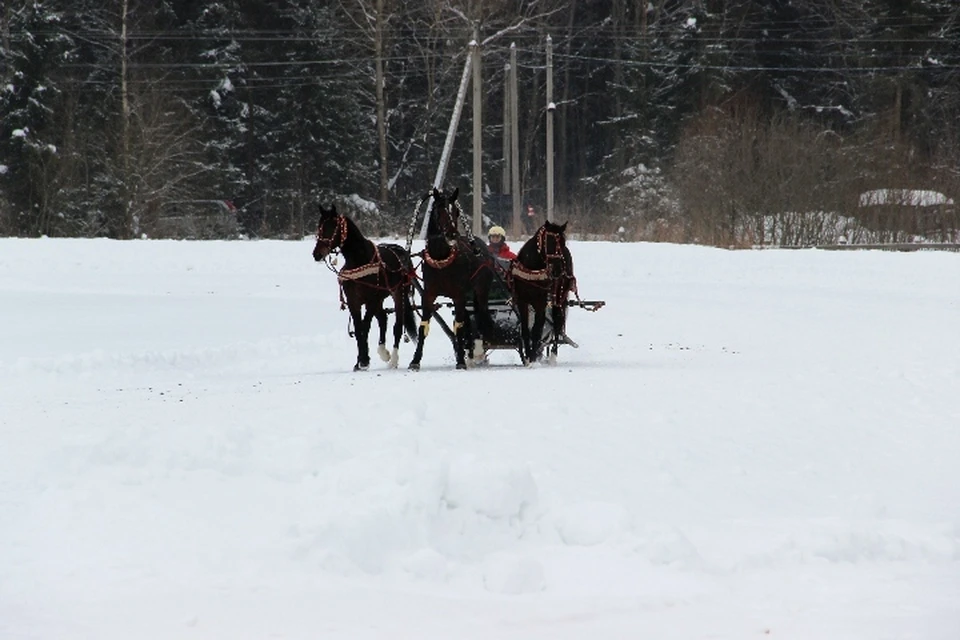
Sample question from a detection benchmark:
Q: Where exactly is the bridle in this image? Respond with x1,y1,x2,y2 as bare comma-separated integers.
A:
536,226,569,271
423,196,465,269
433,198,462,242
316,213,349,258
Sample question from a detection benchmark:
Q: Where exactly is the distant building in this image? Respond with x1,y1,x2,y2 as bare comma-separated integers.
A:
857,189,957,242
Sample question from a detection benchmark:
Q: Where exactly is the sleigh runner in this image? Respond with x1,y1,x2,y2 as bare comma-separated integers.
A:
406,270,604,364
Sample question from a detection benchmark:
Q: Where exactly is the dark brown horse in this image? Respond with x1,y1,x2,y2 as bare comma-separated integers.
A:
510,220,577,365
408,187,495,370
313,203,417,371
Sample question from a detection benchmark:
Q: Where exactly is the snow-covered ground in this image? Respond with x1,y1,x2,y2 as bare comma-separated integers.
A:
2,237,959,640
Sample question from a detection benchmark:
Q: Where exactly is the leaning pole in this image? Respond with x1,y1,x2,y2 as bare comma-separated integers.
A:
419,46,475,240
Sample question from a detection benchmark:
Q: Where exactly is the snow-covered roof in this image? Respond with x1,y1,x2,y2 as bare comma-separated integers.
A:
859,189,954,207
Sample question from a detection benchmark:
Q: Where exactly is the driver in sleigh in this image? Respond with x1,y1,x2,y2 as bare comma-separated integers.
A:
486,225,517,260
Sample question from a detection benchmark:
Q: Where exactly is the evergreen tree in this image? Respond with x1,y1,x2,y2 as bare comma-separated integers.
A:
0,1,72,235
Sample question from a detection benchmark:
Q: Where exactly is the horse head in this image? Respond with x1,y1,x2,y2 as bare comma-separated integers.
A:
427,186,461,244
537,220,570,277
313,203,347,261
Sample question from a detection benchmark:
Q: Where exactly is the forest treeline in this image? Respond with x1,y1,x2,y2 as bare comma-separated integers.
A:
1,1,958,245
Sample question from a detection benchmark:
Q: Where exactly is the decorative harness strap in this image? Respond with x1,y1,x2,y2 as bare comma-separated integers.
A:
337,243,383,282
510,261,549,281
423,242,458,269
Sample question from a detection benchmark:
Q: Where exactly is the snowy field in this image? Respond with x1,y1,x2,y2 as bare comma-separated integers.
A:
1,236,959,640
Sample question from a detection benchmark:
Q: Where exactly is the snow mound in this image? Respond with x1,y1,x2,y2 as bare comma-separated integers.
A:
401,548,449,582
287,444,543,578
630,525,704,569
813,526,960,564
482,552,546,594
442,454,539,521
553,502,632,546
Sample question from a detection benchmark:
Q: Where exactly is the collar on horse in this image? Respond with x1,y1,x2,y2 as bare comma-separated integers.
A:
423,242,458,269
423,198,467,269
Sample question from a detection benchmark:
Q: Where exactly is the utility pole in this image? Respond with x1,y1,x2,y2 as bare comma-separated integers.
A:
374,0,389,205
120,0,132,236
471,23,482,237
502,62,511,196
546,34,554,222
419,50,473,239
510,43,521,237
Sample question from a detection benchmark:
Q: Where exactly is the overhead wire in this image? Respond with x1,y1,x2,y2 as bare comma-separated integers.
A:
10,15,957,93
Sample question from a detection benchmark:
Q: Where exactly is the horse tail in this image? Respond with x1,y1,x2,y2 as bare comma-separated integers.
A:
402,285,418,341
397,252,419,342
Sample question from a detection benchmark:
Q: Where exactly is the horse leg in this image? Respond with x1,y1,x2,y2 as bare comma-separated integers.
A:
408,289,434,371
547,303,564,365
470,291,489,365
530,303,548,364
388,292,403,368
460,305,480,366
373,300,390,363
452,298,468,370
349,301,370,371
517,299,532,367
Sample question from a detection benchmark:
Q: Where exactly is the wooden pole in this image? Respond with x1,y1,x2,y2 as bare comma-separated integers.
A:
502,62,510,196
546,34,554,222
419,49,473,239
471,23,482,237
510,43,521,237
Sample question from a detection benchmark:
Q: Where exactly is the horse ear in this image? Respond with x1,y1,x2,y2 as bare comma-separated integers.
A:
330,203,337,215
559,221,568,233
451,187,459,200
432,187,441,199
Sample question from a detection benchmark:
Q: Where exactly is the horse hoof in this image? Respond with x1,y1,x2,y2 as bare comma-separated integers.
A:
353,363,369,372
408,362,420,371
456,362,467,370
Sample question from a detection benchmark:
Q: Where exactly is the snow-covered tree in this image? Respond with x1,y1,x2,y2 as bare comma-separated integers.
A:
0,1,73,235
